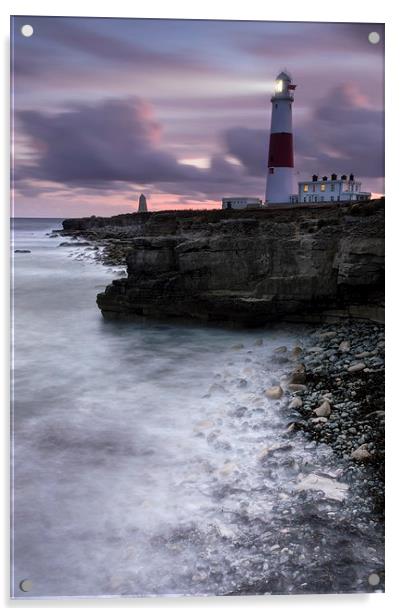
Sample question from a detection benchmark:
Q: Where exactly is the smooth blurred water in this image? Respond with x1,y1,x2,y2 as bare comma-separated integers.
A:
11,219,382,598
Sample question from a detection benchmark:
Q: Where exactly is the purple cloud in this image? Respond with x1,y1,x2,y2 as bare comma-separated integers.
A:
14,83,383,203
16,98,206,188
222,83,384,180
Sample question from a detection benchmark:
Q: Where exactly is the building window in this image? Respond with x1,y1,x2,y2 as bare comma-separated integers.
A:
312,184,316,192
314,196,318,202
331,184,335,191
303,184,308,192
331,196,334,202
321,184,326,192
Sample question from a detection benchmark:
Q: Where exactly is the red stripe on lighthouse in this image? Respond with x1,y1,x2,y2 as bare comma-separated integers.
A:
268,133,294,168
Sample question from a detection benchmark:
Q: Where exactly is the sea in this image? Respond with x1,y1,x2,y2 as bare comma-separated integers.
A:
10,218,384,598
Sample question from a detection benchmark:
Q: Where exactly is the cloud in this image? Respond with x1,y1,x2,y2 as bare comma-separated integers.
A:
224,127,267,176
16,98,206,189
12,17,214,78
221,83,384,180
14,81,383,205
297,84,384,178
15,97,255,201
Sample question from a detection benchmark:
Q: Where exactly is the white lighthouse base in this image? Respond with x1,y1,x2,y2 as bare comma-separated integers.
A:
265,167,294,204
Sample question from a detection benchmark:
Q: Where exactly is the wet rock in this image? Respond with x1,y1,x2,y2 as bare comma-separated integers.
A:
354,351,371,359
289,396,303,410
339,340,351,353
231,343,244,350
295,472,348,502
258,443,293,462
254,339,263,346
215,523,236,540
291,346,303,359
318,331,337,340
289,364,306,385
219,462,237,476
348,362,366,373
311,417,328,424
265,385,284,400
206,383,227,396
350,444,372,461
287,383,307,393
313,400,331,418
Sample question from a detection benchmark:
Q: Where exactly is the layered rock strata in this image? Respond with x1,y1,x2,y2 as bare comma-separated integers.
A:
62,200,384,325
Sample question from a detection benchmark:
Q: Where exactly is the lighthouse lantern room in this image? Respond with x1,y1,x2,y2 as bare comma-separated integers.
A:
265,71,296,204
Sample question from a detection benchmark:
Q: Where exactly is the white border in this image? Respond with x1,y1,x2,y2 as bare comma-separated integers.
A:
1,1,397,614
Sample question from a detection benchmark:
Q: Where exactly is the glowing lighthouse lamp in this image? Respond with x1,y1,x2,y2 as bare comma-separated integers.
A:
265,72,296,204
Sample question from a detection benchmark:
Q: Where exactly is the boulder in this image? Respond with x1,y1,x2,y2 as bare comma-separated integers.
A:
265,385,284,400
287,383,307,393
306,347,324,353
289,396,303,409
348,362,366,373
313,400,331,418
350,444,372,461
289,363,307,384
274,346,287,354
339,340,351,352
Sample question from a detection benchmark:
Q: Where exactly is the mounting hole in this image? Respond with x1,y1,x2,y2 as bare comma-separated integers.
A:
19,579,33,592
368,573,380,586
368,31,380,44
21,24,34,37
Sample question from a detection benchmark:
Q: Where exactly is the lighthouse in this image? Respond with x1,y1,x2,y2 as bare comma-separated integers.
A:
265,71,296,204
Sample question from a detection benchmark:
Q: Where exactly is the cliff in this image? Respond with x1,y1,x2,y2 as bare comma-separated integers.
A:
63,200,385,325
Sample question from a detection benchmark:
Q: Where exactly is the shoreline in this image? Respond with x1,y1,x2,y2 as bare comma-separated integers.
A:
52,228,385,508
33,230,385,593
280,321,384,517
53,229,385,515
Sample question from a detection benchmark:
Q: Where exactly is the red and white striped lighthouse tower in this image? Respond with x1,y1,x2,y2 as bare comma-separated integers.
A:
265,71,296,204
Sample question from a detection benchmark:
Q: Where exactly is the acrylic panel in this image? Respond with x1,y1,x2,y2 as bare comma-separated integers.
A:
11,16,385,598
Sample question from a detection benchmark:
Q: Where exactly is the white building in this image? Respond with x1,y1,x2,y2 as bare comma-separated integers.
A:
290,174,371,204
222,197,263,210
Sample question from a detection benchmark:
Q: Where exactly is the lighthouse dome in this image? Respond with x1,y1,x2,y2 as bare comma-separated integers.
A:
276,71,291,82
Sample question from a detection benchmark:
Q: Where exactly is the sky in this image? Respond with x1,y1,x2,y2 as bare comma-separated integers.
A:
11,17,385,217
